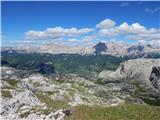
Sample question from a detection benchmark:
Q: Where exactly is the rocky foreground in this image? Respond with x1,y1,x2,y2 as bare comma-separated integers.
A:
1,59,160,120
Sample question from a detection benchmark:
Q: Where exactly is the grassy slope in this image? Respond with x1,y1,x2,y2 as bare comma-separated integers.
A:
1,52,123,77
65,104,160,120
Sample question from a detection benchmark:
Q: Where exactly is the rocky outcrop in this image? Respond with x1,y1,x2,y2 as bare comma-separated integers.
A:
100,59,160,85
1,90,41,116
1,108,71,120
1,59,160,119
99,59,160,86
99,59,160,105
150,66,160,90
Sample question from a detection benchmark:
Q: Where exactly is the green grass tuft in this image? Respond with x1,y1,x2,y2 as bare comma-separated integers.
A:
65,104,160,120
1,90,12,98
35,92,70,111
6,79,19,87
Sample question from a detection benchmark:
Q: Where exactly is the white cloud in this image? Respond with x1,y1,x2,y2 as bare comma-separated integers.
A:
99,27,119,36
119,22,147,34
25,30,46,39
24,18,159,45
126,33,160,41
25,27,94,40
119,22,129,31
145,7,160,14
96,19,116,29
82,35,96,42
98,19,160,40
68,38,80,43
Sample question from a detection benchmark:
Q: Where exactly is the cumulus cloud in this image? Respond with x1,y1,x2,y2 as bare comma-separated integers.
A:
96,19,116,29
145,7,160,14
25,31,46,39
97,19,159,40
24,18,159,45
118,22,158,35
25,27,94,40
99,27,119,36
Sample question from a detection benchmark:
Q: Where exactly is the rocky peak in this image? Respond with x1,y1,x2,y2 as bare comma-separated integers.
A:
93,42,107,54
127,45,144,53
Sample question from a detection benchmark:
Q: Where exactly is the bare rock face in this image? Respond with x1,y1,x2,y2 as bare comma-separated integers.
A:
127,45,145,58
38,43,95,55
98,59,160,105
1,90,41,116
117,59,160,85
150,66,160,90
99,59,160,86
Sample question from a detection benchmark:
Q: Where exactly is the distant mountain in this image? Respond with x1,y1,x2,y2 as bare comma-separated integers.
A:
127,45,144,53
93,42,107,54
38,42,160,58
1,42,160,59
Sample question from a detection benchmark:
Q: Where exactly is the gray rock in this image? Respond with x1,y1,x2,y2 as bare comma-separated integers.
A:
150,66,160,90
99,59,160,86
1,90,41,116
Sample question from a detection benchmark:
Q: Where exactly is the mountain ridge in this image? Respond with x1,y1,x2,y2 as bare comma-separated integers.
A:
2,42,160,58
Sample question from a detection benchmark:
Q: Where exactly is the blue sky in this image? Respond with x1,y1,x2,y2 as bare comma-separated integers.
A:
1,1,160,47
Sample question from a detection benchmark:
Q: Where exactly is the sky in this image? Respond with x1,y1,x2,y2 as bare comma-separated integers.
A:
1,1,160,47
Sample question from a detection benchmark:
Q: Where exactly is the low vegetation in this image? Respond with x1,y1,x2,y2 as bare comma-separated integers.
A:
131,81,160,106
1,90,12,98
35,92,70,112
6,79,19,87
65,104,160,120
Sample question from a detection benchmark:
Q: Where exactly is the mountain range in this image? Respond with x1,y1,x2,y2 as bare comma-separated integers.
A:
2,42,160,59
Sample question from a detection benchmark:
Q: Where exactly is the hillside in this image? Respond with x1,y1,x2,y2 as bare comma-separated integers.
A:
1,59,160,119
1,51,123,78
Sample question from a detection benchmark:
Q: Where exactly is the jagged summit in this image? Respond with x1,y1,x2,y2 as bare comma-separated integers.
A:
127,45,144,53
93,42,107,54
